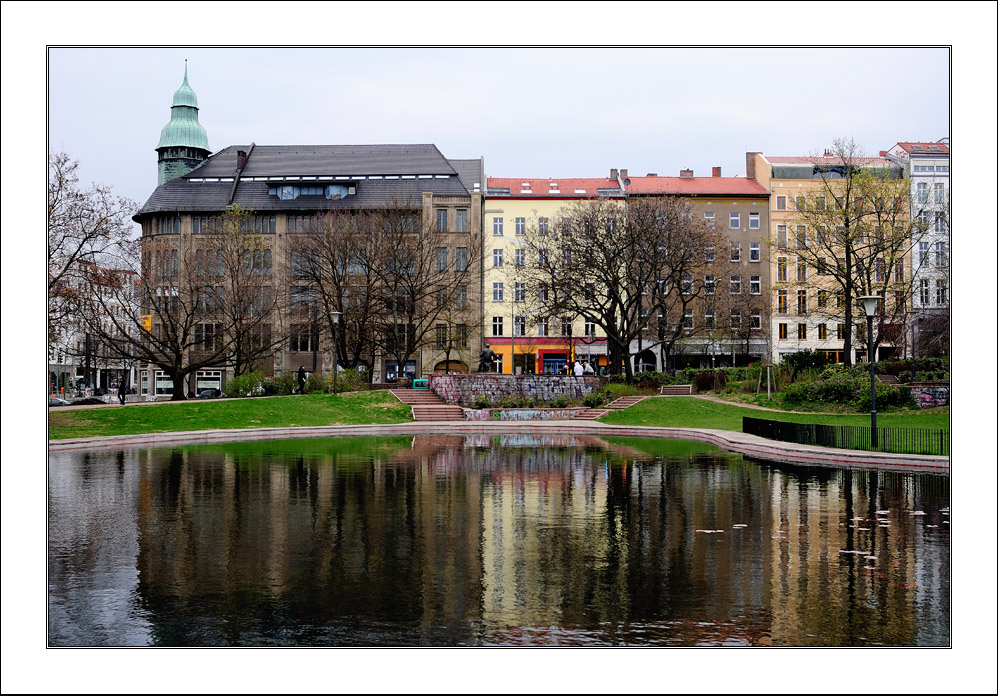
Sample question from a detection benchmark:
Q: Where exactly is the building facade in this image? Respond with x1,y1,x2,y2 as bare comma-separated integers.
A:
482,177,621,374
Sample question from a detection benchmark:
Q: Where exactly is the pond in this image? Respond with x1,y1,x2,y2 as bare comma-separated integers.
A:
48,434,949,646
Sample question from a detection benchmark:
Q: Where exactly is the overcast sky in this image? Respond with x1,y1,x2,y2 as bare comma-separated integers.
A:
48,45,950,213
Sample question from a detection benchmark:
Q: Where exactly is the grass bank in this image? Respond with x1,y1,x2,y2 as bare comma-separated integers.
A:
48,390,413,440
598,396,950,431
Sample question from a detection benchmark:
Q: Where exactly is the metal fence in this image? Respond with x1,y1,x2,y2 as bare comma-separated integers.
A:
742,417,949,456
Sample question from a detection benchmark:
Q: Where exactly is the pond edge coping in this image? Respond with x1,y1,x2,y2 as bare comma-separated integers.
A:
48,421,949,474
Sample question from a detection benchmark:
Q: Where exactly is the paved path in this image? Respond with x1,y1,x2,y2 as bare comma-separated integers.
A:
48,420,948,474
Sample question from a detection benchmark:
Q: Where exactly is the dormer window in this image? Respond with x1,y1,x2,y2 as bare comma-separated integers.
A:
268,183,354,200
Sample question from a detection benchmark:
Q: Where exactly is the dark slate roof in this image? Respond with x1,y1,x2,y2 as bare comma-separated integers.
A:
447,158,484,195
137,144,475,217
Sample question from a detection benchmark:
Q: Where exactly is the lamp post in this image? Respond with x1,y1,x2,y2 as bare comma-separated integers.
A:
858,295,880,449
331,311,342,395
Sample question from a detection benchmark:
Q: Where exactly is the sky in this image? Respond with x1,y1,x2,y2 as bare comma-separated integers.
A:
47,45,951,218
5,2,998,694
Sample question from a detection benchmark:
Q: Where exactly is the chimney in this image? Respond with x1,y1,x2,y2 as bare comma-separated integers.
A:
712,166,722,177
680,169,694,179
620,169,628,179
746,152,760,181
824,149,833,157
610,168,618,179
237,150,248,170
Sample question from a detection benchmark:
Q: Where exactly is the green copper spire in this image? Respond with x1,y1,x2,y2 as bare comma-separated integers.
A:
156,62,211,185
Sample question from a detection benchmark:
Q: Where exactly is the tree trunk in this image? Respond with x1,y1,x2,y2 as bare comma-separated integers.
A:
170,372,188,400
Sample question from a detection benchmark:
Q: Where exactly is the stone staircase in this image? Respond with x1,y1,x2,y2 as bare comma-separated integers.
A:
390,389,465,422
572,408,609,420
877,374,901,385
658,384,693,395
606,396,648,409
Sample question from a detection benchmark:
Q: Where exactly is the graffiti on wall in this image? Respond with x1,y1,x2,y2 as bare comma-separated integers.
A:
915,385,949,409
429,374,599,406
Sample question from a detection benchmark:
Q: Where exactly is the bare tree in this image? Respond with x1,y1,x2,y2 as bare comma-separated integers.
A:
771,137,928,365
516,197,723,378
48,151,136,348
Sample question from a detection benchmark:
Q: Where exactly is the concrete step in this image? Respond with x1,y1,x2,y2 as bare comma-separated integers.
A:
390,389,447,405
572,408,608,420
606,396,647,409
411,405,465,421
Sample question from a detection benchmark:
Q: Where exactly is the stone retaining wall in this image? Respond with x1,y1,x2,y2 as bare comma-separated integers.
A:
464,408,585,421
429,374,600,406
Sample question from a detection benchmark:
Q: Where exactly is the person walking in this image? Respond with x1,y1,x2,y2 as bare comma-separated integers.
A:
117,380,127,406
298,366,307,394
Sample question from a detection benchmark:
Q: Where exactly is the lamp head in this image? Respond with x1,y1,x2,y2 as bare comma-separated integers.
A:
857,295,880,318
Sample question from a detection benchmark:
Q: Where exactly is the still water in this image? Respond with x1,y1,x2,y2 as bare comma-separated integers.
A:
48,435,949,646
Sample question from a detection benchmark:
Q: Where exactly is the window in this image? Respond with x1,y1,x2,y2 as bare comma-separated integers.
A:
492,282,504,302
934,212,946,234
779,323,788,339
917,182,927,204
515,217,526,236
818,290,828,308
705,310,716,329
705,245,715,263
729,212,740,229
515,248,525,267
776,196,786,211
730,242,741,262
562,249,571,267
538,218,549,235
750,275,761,295
837,324,845,340
936,279,948,305
777,225,788,249
798,323,807,340
537,317,548,337
195,322,221,352
894,291,905,313
777,257,788,282
515,315,526,337
538,250,549,267
435,247,448,272
493,217,503,236
749,242,761,262
456,285,467,310
920,279,930,305
705,274,716,295
935,242,947,267
795,195,806,210
437,209,448,232
515,282,525,302
704,211,715,224
289,324,316,353
584,316,596,337
796,260,807,282
493,248,504,268
456,210,468,233
492,316,504,337
455,247,468,272
560,317,572,336
836,291,844,309
749,212,760,230
436,325,448,349
817,258,830,276
818,323,827,340
778,290,788,315
797,290,807,315
895,259,904,282
919,242,929,264
538,287,548,303
730,275,741,294
682,274,693,294
934,183,945,204
815,196,826,210
796,226,807,249
751,313,761,329
682,309,693,329
875,258,886,283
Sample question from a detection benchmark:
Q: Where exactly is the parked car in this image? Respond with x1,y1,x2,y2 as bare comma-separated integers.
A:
197,388,225,399
49,396,71,407
71,396,106,406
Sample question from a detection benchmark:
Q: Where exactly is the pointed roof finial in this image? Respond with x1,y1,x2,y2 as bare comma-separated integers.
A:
184,59,188,82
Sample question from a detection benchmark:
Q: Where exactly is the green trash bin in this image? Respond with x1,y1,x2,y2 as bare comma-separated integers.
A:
412,378,429,390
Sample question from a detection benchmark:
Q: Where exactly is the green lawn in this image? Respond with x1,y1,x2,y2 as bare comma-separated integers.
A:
598,396,950,431
48,390,413,440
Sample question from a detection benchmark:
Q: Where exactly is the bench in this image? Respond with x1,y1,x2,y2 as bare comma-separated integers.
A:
658,384,693,395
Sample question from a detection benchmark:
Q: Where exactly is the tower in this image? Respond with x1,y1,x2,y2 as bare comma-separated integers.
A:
156,61,211,186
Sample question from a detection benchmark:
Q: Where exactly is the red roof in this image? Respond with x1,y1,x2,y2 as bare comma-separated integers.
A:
625,176,769,196
487,177,621,197
893,142,950,155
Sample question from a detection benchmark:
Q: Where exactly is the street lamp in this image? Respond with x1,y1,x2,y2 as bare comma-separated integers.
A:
858,295,880,449
330,311,342,395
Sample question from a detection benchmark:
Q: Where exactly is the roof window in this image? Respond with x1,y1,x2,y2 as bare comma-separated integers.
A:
912,145,925,152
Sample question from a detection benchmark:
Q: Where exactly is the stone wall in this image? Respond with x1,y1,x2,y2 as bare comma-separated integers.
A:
464,408,585,421
911,383,949,409
429,374,600,406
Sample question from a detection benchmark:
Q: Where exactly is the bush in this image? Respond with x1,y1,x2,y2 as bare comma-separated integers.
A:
305,372,326,394
548,395,570,408
470,395,493,410
330,368,369,393
272,372,298,395
603,383,639,400
582,391,606,408
260,380,279,396
226,371,264,398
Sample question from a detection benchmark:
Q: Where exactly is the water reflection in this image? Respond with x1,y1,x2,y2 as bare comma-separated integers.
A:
48,435,949,646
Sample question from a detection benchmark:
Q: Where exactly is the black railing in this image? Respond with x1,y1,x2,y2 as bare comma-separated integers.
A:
742,417,949,456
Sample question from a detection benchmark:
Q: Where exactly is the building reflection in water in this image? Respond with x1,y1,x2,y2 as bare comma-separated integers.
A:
47,436,949,646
